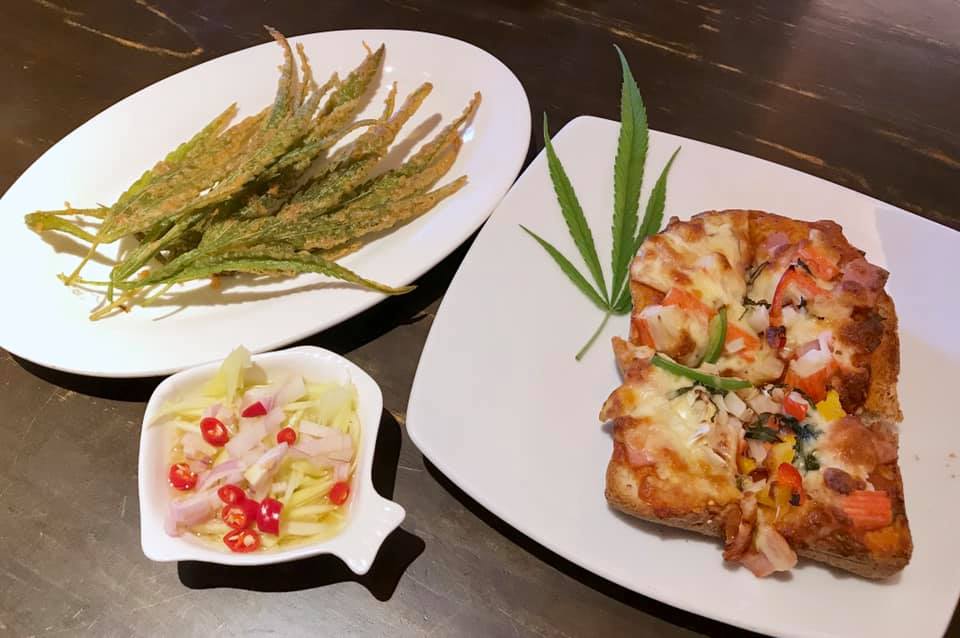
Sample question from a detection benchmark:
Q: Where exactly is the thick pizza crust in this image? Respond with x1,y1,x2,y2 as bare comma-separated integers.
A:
605,456,727,537
607,454,911,579
863,292,902,422
606,209,911,579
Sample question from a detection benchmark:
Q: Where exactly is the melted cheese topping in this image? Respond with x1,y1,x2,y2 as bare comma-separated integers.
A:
631,221,747,310
620,371,726,468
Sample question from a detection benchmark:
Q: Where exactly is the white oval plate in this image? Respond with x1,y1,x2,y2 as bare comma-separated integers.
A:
407,116,960,638
140,346,403,572
0,29,530,377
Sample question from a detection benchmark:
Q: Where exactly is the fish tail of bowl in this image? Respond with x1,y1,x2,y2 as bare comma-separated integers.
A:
335,494,406,575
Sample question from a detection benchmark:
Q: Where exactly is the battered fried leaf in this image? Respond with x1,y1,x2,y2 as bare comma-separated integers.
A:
298,175,467,251
113,103,239,211
126,244,412,295
23,29,478,319
23,213,98,242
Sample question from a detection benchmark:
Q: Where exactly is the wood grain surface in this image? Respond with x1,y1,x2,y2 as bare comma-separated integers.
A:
1,1,957,636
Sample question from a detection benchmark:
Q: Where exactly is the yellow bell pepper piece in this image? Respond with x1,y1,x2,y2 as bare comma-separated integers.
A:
766,434,796,470
771,483,795,520
756,485,775,508
816,389,846,422
737,456,757,474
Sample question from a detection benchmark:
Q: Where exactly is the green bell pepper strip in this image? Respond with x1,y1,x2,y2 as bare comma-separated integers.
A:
702,306,728,364
651,353,752,392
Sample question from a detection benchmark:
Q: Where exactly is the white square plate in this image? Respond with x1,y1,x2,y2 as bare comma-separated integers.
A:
139,346,404,573
407,116,960,637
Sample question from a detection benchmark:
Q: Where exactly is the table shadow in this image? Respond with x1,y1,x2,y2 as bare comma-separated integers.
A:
177,409,424,601
289,234,474,354
12,355,165,402
422,459,766,638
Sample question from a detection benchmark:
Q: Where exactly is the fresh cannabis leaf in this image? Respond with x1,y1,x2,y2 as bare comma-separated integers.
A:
522,45,680,359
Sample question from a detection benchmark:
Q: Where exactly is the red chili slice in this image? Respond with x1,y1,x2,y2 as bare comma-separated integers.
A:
241,498,259,524
223,528,261,553
221,503,252,530
241,401,268,418
329,481,350,506
257,498,283,535
200,417,230,447
276,427,297,445
168,463,198,491
217,484,246,505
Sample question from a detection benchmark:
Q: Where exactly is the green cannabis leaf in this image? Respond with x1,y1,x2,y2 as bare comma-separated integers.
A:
522,45,680,360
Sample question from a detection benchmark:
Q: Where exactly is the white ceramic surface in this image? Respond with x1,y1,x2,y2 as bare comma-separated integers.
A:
0,29,530,378
139,346,402,572
407,116,960,637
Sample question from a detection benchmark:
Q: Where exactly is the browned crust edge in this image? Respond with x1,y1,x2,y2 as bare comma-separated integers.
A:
605,458,726,537
607,457,908,578
863,292,902,422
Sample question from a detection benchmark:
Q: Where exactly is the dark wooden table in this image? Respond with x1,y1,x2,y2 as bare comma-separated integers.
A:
2,1,958,636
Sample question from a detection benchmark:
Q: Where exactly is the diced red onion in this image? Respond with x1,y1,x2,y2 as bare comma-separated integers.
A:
333,462,350,482
755,524,798,571
745,306,769,333
225,418,267,457
287,447,310,460
263,408,286,434
328,447,353,462
246,443,289,493
792,347,832,378
748,393,780,415
747,439,767,462
164,489,219,537
196,459,244,490
298,420,339,439
765,325,786,349
818,330,833,354
274,376,306,408
723,392,748,419
240,445,266,468
740,551,776,578
295,432,352,457
187,459,208,474
182,431,214,460
215,403,237,427
794,339,821,358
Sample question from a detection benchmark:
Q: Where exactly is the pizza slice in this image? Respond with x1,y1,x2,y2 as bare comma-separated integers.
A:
602,210,912,579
